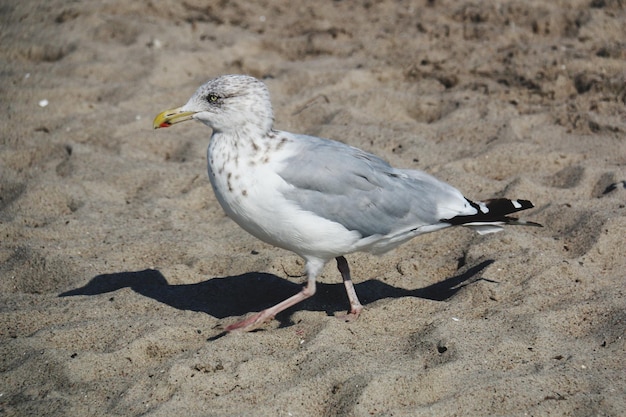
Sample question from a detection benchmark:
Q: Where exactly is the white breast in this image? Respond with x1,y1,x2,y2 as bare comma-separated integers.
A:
206,134,362,260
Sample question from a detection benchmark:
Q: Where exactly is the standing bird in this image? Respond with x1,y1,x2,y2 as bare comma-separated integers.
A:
153,75,541,332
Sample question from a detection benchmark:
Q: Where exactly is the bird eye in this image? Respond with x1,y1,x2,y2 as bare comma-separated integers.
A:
207,94,219,103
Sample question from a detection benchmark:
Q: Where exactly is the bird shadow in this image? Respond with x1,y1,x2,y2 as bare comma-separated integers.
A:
59,260,494,332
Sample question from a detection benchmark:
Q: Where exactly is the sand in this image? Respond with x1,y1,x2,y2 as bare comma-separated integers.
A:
1,0,625,416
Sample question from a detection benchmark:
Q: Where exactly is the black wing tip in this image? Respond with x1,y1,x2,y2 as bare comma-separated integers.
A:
483,198,534,211
517,199,534,210
443,198,540,226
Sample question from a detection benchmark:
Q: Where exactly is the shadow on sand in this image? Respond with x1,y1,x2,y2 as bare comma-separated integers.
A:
60,260,494,329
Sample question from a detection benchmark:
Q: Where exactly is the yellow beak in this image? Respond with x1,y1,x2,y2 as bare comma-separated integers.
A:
153,107,196,129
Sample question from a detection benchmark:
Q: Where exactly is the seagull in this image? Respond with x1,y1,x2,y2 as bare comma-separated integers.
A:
153,74,541,332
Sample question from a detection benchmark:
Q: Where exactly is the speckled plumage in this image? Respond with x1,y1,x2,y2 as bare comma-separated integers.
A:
154,74,540,332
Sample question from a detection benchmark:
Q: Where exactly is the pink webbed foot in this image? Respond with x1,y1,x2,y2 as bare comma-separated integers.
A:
225,279,317,332
225,312,271,332
335,304,363,323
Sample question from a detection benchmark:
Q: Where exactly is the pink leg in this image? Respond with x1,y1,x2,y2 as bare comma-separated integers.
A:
335,256,363,321
225,258,325,332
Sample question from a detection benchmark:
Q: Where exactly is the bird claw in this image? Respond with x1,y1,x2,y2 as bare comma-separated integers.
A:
335,307,362,323
225,312,268,332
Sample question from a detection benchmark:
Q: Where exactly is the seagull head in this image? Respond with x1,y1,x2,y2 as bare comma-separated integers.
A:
153,74,274,135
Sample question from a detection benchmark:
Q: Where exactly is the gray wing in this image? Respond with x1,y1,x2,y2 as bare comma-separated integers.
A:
278,134,470,237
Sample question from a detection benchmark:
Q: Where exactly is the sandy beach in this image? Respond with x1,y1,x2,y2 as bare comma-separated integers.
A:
1,0,625,415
